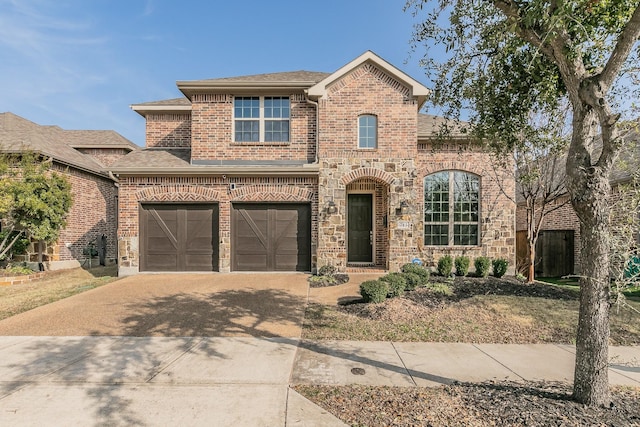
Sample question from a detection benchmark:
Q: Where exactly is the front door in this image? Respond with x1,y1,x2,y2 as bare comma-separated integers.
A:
348,194,373,263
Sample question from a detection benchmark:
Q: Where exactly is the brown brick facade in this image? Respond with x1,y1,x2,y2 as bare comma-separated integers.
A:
189,94,316,163
77,148,131,167
20,164,118,267
146,114,191,148
117,176,318,273
118,54,516,275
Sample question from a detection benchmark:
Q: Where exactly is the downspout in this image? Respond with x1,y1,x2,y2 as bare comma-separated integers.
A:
304,90,319,164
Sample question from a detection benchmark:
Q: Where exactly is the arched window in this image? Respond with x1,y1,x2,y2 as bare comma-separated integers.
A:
424,171,480,246
358,115,377,149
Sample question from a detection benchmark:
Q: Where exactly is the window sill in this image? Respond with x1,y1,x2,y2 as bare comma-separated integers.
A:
231,141,291,147
422,245,482,248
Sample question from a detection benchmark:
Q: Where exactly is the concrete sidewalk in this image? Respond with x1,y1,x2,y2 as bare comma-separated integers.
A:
1,337,639,426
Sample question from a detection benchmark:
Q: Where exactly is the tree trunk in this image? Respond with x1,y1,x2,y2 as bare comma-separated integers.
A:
571,174,611,406
528,240,536,283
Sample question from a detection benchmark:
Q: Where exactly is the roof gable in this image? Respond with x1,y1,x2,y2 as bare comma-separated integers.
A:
0,112,135,176
307,51,430,106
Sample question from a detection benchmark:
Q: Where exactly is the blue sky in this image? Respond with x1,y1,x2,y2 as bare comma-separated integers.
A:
0,0,435,146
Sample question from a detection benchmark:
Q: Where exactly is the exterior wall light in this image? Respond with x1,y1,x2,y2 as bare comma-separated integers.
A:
397,200,409,215
326,200,338,215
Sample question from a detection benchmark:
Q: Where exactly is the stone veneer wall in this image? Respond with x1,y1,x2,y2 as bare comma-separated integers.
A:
315,62,421,271
117,176,318,274
416,142,516,270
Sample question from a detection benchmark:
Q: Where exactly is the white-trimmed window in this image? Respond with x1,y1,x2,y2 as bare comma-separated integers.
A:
424,171,480,246
358,115,377,149
234,96,290,142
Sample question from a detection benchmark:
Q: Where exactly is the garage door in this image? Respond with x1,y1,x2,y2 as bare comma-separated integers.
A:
140,204,219,272
232,203,311,271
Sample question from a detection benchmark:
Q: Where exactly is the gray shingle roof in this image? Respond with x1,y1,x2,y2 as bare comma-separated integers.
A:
132,97,191,107
0,112,135,176
63,130,138,150
418,114,470,139
187,71,331,85
111,148,191,169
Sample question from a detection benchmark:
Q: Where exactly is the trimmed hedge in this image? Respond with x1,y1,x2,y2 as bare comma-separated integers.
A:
380,272,407,298
402,272,422,291
401,263,430,284
437,255,453,276
492,258,509,278
454,256,470,276
360,280,389,303
475,257,491,278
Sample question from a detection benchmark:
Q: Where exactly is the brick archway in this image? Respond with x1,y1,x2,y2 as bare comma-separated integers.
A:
230,184,314,202
340,167,395,186
136,185,221,202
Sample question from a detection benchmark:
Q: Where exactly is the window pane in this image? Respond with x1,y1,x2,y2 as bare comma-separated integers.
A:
453,172,479,229
358,115,377,148
235,120,259,142
234,97,259,118
265,120,289,142
454,224,478,245
425,224,448,246
424,172,449,223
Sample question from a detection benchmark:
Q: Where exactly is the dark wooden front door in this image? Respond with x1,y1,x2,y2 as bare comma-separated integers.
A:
140,204,219,272
348,194,373,263
232,204,311,271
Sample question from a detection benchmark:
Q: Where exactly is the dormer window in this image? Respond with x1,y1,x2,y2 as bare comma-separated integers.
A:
358,115,377,149
234,96,290,142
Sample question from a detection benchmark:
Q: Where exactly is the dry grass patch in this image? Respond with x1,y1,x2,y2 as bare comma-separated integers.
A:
0,266,117,320
302,277,640,345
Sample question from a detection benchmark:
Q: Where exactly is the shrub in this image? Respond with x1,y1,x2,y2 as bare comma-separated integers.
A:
426,282,454,297
380,273,407,298
437,255,454,276
402,272,422,291
318,264,337,277
492,258,509,278
3,264,33,275
359,280,389,303
454,256,470,276
474,257,491,278
401,263,430,284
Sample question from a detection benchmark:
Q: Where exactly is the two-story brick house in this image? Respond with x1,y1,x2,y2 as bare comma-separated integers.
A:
0,112,138,269
112,51,515,275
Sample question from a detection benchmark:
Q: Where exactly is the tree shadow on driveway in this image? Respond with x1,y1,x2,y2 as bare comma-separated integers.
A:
117,288,307,338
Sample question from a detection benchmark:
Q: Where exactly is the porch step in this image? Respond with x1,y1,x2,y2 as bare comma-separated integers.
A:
345,267,388,274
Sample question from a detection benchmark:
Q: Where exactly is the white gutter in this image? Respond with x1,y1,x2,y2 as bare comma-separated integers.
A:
304,91,319,164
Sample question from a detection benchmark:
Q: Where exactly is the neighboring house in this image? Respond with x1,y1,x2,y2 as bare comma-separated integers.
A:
515,137,639,277
0,112,138,269
111,51,515,275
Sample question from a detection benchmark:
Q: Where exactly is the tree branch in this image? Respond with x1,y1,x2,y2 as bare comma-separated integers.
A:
600,6,640,89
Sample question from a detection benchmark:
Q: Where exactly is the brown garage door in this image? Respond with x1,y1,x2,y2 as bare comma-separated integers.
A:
140,204,219,272
232,203,311,271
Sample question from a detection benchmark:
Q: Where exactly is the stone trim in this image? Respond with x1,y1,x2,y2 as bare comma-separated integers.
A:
419,162,486,178
340,167,395,186
230,184,314,202
136,185,221,202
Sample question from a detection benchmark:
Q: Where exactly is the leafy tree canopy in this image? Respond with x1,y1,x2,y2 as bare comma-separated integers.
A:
0,153,72,259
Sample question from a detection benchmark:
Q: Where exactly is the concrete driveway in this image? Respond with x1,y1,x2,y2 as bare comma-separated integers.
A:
0,273,310,337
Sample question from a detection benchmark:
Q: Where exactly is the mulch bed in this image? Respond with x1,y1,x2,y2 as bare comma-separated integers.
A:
295,381,640,426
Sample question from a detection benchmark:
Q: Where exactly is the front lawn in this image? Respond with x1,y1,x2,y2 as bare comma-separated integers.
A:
302,276,640,345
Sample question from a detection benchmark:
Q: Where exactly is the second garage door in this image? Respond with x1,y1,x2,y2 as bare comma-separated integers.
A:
232,203,311,271
140,203,219,272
